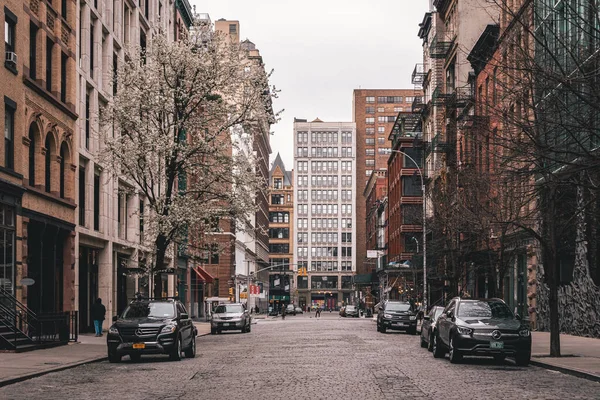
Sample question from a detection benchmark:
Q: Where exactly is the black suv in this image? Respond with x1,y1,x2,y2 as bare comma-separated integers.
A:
377,300,418,334
432,297,531,365
107,298,197,362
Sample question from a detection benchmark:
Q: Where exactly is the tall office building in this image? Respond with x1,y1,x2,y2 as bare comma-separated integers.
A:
353,89,420,276
293,119,356,309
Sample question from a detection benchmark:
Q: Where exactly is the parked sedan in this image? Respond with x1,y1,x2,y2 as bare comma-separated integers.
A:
420,306,444,351
294,307,303,314
433,298,531,365
211,303,252,334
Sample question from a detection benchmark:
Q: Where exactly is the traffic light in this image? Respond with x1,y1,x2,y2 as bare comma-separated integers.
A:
228,287,234,296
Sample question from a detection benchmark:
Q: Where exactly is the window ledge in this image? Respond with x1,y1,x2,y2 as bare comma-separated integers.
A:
4,62,18,75
0,165,22,179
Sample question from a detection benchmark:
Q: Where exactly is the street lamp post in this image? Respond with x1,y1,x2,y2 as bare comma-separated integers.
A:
388,148,427,312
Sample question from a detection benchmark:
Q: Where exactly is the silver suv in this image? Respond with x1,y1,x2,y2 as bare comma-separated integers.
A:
211,303,252,334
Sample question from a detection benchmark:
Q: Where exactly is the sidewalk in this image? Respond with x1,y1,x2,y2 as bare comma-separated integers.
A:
0,322,212,387
531,332,600,382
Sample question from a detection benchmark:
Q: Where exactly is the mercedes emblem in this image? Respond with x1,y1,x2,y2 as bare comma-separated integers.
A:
136,328,144,336
491,330,502,340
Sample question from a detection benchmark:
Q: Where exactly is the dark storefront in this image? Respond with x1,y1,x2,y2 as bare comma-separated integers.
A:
78,246,99,332
25,216,74,314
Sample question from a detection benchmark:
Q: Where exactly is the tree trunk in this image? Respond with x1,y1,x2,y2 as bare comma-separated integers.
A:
541,184,561,357
153,234,169,298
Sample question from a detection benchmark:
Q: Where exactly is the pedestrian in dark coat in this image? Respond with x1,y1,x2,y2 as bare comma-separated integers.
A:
91,298,106,337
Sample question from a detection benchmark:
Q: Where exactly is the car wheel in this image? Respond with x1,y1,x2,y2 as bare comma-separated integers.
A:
108,350,121,363
184,335,196,358
432,333,445,358
211,327,216,335
380,325,387,333
449,336,463,364
130,354,141,363
515,352,531,366
247,322,251,333
428,333,434,352
420,335,428,348
169,336,182,361
493,354,506,363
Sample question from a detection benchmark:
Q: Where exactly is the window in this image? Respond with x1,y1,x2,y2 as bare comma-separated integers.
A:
229,23,237,34
366,149,375,156
46,38,53,91
269,228,289,239
377,137,385,145
402,176,422,196
342,247,352,257
29,22,37,79
4,9,17,73
59,143,67,198
210,244,219,264
405,96,415,103
394,107,403,112
273,178,282,189
269,244,290,254
28,124,36,185
93,172,100,230
44,136,53,192
366,169,372,176
60,52,67,103
213,279,219,297
139,199,144,241
366,127,374,135
365,117,374,124
4,99,15,170
79,166,86,225
378,96,402,103
366,96,375,103
403,147,422,168
269,212,289,223
402,204,422,224
378,126,386,134
366,106,375,114
85,93,90,149
62,0,68,18
366,138,375,145
342,233,352,243
366,159,375,167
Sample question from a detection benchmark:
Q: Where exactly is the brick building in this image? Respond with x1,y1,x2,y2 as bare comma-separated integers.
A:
268,153,294,311
1,0,77,317
352,89,420,276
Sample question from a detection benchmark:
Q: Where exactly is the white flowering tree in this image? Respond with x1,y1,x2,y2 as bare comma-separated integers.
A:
100,24,277,296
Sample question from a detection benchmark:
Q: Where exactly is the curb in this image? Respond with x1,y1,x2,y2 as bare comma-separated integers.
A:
530,359,600,383
0,356,107,388
0,332,212,388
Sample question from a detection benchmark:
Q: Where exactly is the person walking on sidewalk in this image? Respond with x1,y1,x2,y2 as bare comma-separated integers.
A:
315,306,321,319
91,298,106,337
281,304,286,320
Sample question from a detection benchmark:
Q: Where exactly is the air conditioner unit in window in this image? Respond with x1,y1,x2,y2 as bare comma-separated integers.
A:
5,51,17,66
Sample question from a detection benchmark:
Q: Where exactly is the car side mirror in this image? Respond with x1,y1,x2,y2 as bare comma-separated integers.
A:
446,312,454,320
113,315,119,322
180,313,189,320
378,306,384,311
515,314,522,320
423,316,431,321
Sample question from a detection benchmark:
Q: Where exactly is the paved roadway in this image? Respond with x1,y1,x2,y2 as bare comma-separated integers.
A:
1,313,598,400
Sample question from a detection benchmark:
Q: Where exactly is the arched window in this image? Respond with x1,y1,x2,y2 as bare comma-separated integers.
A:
59,143,67,198
45,135,52,192
28,124,37,186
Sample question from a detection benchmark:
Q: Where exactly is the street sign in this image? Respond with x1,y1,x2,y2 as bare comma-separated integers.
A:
20,278,35,286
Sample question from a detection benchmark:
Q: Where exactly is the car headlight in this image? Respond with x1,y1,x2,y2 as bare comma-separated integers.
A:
384,314,393,319
109,326,119,334
161,324,177,334
519,329,530,337
456,326,473,335
409,316,417,321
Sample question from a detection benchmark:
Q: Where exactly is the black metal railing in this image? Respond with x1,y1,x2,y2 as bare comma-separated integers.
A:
0,286,77,350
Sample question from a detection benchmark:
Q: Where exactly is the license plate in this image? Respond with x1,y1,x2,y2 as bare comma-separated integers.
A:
132,343,145,349
394,322,405,326
223,323,230,327
490,341,504,349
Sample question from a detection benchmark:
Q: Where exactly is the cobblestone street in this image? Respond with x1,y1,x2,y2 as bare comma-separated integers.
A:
1,315,598,400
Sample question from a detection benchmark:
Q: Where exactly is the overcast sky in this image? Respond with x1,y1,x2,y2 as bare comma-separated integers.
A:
192,0,430,168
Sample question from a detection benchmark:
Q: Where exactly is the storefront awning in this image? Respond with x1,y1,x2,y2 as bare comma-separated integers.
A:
193,266,214,283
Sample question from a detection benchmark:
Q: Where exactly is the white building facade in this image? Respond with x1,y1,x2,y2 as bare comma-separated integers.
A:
293,119,357,310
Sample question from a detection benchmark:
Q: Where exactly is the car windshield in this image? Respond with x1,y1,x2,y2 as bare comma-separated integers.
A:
385,302,411,312
346,306,356,311
121,302,175,318
457,301,513,319
214,304,244,314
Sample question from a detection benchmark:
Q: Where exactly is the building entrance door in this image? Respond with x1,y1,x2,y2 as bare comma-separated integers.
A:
78,247,99,332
